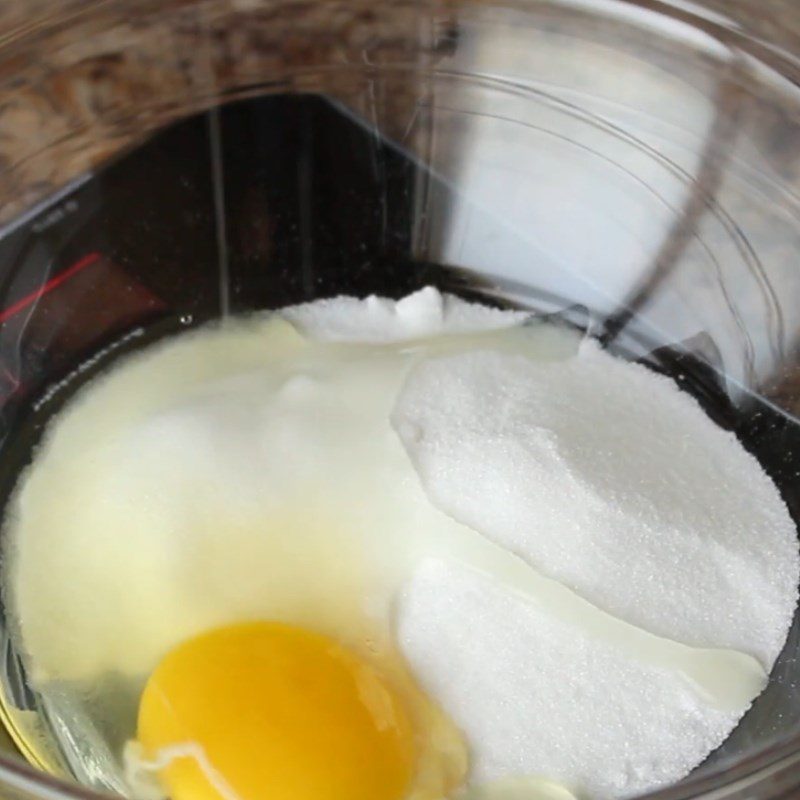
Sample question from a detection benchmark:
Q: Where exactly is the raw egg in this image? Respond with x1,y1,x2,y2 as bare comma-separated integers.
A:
5,293,555,799
136,622,413,800
132,622,466,800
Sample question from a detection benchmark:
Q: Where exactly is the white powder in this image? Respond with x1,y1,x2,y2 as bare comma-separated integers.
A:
398,559,741,800
393,342,798,666
392,335,799,798
282,286,528,342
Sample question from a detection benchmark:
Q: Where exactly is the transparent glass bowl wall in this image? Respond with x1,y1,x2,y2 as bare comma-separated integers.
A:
3,0,800,798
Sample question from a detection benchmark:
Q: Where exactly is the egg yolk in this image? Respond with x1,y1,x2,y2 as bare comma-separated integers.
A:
137,622,416,800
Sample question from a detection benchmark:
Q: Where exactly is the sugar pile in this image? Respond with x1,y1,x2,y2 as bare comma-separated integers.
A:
283,286,529,342
393,343,798,665
398,559,741,799
392,337,799,798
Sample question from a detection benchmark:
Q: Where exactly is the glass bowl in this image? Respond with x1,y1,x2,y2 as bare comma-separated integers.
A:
2,0,800,798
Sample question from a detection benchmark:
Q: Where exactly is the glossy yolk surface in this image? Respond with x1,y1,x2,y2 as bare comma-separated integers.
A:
137,622,416,800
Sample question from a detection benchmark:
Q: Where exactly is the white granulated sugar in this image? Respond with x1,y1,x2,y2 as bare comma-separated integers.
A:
9,285,798,800
282,286,528,342
397,559,741,800
392,341,799,668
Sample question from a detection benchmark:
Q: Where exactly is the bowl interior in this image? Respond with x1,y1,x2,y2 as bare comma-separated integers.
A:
2,1,800,797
